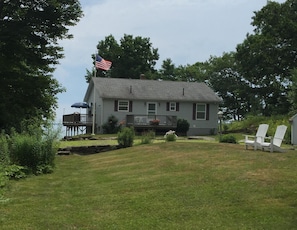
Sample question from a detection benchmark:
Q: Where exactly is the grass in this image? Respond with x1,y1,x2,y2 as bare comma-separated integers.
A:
58,135,213,148
1,141,297,229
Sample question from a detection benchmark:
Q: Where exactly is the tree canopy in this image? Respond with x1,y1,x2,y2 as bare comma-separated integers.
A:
0,0,83,131
85,34,159,82
235,0,297,116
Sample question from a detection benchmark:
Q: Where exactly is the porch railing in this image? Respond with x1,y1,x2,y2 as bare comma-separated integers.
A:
63,113,93,126
126,115,177,128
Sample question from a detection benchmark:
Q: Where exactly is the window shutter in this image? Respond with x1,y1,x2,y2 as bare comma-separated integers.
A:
129,101,133,112
192,103,196,120
206,104,210,120
114,100,118,111
166,102,169,111
176,102,179,111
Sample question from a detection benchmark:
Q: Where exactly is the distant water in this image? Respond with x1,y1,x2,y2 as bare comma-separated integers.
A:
51,122,64,139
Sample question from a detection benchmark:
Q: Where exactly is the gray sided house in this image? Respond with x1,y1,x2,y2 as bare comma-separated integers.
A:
83,77,222,136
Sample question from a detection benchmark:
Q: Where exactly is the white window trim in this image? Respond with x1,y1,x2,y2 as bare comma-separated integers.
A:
118,100,129,112
196,103,206,120
147,102,157,115
169,102,176,111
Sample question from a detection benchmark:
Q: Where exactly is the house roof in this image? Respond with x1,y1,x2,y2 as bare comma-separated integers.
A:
84,77,222,103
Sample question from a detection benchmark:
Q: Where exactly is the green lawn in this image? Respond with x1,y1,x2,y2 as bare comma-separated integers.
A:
1,141,297,229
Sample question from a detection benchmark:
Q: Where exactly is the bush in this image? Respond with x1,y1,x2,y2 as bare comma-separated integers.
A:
9,122,59,175
4,164,27,180
141,130,155,144
0,167,8,188
102,115,120,134
220,135,237,144
117,127,135,147
0,130,10,165
165,133,177,142
176,119,190,135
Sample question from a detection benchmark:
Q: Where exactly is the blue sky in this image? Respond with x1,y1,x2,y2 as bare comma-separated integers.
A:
54,0,286,123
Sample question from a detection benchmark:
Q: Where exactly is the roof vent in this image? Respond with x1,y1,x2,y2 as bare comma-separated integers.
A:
183,88,185,96
130,85,132,94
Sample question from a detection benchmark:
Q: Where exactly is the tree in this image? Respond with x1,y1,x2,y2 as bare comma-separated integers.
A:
206,53,249,120
235,0,297,116
85,34,159,82
158,58,176,81
158,59,210,82
0,0,83,131
288,68,297,115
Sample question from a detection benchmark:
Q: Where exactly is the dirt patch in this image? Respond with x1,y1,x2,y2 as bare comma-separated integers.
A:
57,145,122,155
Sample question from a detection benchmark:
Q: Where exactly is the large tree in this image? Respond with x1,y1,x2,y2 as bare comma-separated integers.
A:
0,0,83,131
85,34,159,82
235,0,297,116
206,53,250,120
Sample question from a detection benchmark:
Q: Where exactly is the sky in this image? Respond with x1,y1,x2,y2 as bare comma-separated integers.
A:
54,0,286,123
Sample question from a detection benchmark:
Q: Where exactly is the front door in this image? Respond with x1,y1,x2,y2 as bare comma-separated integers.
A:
147,102,157,116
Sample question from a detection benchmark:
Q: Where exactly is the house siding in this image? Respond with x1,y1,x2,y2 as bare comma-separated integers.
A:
175,102,219,135
97,99,218,135
83,78,222,135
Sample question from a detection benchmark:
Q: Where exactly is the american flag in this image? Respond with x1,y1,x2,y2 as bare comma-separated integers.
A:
95,55,112,71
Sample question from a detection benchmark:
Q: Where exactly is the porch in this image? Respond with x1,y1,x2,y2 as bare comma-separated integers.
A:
62,113,93,136
126,115,177,130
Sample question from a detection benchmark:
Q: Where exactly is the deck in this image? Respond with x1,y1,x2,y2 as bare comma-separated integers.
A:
126,115,177,131
63,113,93,136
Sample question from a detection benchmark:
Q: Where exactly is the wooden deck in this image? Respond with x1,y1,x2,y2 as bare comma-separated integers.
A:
63,113,93,136
126,115,177,131
62,114,177,136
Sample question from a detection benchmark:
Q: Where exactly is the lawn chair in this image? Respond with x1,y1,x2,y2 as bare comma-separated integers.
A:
261,125,287,153
244,124,269,150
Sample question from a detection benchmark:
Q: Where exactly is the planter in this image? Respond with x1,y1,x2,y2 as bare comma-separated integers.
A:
150,119,160,125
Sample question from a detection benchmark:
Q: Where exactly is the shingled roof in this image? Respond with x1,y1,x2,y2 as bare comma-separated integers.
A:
85,78,222,103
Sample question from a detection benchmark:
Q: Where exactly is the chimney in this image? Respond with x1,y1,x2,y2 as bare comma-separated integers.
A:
140,74,146,80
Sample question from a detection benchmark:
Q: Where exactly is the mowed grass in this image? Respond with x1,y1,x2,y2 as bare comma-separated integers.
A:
1,142,297,229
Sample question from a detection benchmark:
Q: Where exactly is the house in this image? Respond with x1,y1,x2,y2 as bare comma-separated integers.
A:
82,77,222,136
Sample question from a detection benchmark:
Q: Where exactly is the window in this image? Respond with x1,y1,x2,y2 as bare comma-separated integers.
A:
196,104,206,120
169,102,176,111
167,102,179,111
147,102,157,115
118,100,129,112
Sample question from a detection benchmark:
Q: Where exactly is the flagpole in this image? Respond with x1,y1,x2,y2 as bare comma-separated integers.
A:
92,53,96,135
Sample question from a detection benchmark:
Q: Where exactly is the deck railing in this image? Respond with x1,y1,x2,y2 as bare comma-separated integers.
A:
63,113,93,126
126,115,177,128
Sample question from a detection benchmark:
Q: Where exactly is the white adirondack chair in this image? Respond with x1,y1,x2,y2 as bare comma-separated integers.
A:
261,125,287,153
244,124,269,150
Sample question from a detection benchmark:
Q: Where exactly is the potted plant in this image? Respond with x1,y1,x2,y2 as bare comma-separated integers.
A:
150,119,160,125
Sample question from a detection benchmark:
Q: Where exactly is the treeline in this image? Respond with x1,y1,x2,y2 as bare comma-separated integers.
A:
0,1,83,194
0,1,83,132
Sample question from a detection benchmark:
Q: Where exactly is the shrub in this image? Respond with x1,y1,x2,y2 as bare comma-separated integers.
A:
102,115,121,134
176,119,190,135
117,127,135,147
220,135,237,144
141,130,155,144
0,130,10,166
0,167,8,188
9,122,59,175
165,133,177,142
10,134,41,174
4,164,27,180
